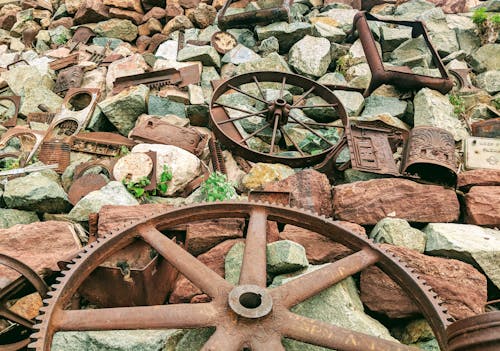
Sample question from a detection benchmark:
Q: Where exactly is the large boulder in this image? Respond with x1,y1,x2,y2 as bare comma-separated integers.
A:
464,186,500,226
289,35,331,78
370,218,427,253
332,178,460,225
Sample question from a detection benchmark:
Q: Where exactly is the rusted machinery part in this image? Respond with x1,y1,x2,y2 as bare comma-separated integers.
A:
0,127,46,166
209,71,349,168
0,254,50,351
0,96,21,128
217,0,291,30
446,311,500,351
31,201,452,351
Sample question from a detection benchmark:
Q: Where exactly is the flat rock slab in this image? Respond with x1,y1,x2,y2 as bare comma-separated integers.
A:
423,223,500,289
0,221,81,286
360,245,487,320
185,218,244,256
465,186,500,226
332,178,459,225
457,169,500,190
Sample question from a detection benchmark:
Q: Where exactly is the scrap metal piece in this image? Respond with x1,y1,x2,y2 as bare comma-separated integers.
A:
401,126,457,186
210,71,348,167
449,68,478,92
0,254,50,351
112,65,201,94
447,311,500,351
48,53,79,71
47,88,100,139
26,112,56,125
0,164,58,178
208,136,226,174
211,31,237,54
53,66,84,95
67,26,95,48
464,137,500,171
0,127,46,166
0,96,20,127
38,139,71,174
30,201,453,351
129,116,208,157
351,12,453,96
112,151,158,192
6,59,28,70
68,174,108,206
471,118,500,138
217,0,291,30
69,132,136,157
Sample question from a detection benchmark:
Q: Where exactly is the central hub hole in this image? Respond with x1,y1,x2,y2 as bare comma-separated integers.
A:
239,292,262,309
275,98,286,106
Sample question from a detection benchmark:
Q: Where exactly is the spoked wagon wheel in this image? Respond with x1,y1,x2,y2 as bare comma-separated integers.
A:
210,72,349,168
30,202,452,350
0,255,50,351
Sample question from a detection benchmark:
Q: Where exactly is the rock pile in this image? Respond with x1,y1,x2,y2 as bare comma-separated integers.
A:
0,0,499,349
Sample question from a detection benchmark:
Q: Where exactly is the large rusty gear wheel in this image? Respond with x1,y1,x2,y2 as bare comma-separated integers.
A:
0,254,50,351
210,72,348,168
30,202,453,351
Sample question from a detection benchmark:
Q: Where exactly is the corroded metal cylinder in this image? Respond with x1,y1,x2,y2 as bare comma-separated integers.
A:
447,311,500,351
39,139,70,174
401,126,457,186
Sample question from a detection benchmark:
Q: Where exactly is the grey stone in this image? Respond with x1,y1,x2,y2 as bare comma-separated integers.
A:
390,36,432,68
226,28,257,48
48,25,71,46
343,169,385,183
221,44,260,65
303,96,339,121
475,70,500,95
394,0,435,19
381,26,412,52
258,36,279,56
423,223,500,289
224,241,244,285
317,72,347,86
429,30,459,58
370,218,427,253
266,240,309,275
361,95,407,119
316,8,359,32
289,35,331,78
0,208,39,229
271,265,398,351
235,52,291,75
312,20,346,43
52,329,183,351
0,65,54,96
201,66,220,102
446,14,480,55
148,95,186,117
92,37,124,50
416,7,448,33
413,88,468,141
334,90,365,116
4,172,71,214
98,84,150,136
470,44,500,73
94,19,138,42
255,21,312,53
68,181,139,222
175,328,214,351
177,45,221,67
19,86,63,117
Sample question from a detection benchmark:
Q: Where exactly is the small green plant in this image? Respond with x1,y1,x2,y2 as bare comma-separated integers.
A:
0,158,19,171
119,145,130,156
201,172,237,202
123,176,151,198
449,94,466,116
335,54,354,76
155,165,173,195
472,7,488,25
472,7,500,44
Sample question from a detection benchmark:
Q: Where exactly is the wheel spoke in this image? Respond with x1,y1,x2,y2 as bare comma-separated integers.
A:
250,334,285,351
292,86,315,107
288,115,335,147
239,208,268,287
138,224,232,297
271,249,379,308
228,84,268,104
280,126,305,156
0,307,33,328
53,303,217,331
279,77,286,99
240,123,271,143
253,75,266,100
200,328,243,351
269,116,280,155
217,110,268,125
214,102,266,116
279,310,419,351
288,121,343,128
290,104,338,109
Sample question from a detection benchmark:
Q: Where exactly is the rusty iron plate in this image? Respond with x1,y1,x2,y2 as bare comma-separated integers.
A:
0,95,20,128
217,0,291,29
30,202,454,351
48,53,79,71
447,311,500,351
53,66,84,95
401,126,457,186
68,174,109,206
69,132,136,157
0,127,46,166
129,116,208,157
351,12,453,96
38,139,71,174
471,118,500,138
464,137,500,171
211,31,238,54
26,112,56,125
112,64,200,94
69,27,95,46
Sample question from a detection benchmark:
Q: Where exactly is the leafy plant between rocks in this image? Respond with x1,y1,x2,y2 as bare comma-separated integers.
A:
449,94,466,116
472,7,500,44
201,172,237,202
122,165,173,199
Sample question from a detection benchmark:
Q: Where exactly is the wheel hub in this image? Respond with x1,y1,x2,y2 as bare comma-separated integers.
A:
228,285,273,319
